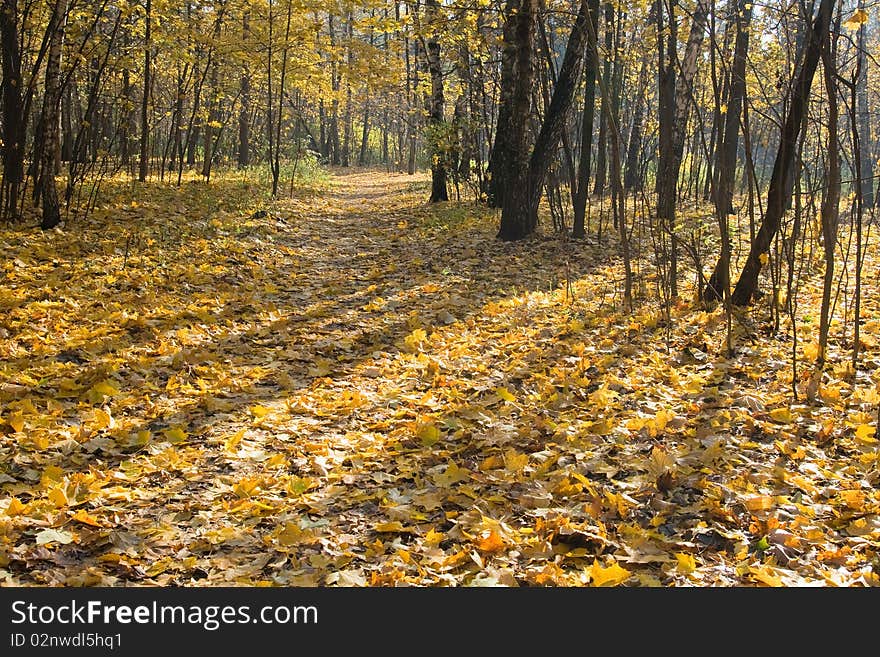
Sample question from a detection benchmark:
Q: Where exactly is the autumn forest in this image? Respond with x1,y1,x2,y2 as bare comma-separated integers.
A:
1,0,879,588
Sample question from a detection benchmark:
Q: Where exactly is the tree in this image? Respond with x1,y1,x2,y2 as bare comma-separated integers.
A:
703,0,752,304
498,0,593,240
138,0,152,182
495,0,537,240
423,0,448,202
0,0,25,220
729,0,835,306
38,0,68,230
571,0,601,238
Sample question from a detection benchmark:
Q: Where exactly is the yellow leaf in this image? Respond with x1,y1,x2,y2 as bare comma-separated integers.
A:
249,405,271,419
403,328,427,352
278,522,321,546
803,342,820,362
769,407,792,423
7,412,25,433
5,497,27,516
133,430,151,447
744,495,775,513
479,454,504,471
374,521,409,533
224,428,246,452
432,462,470,487
503,448,529,472
266,454,288,468
759,252,769,266
424,528,445,546
145,557,172,577
40,466,64,488
71,509,102,527
416,422,441,446
675,552,696,574
48,487,69,508
90,381,119,398
589,559,631,587
820,385,841,403
839,489,865,511
749,564,784,586
93,407,114,430
495,387,516,403
232,477,262,498
163,427,187,443
475,530,507,554
587,418,615,435
855,424,876,443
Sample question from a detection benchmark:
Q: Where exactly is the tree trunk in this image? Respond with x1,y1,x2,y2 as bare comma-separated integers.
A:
485,0,522,208
425,0,448,202
855,3,873,207
571,0,601,237
496,0,537,240
238,10,251,168
329,14,341,165
704,0,752,303
523,0,594,227
730,0,835,306
656,0,709,298
40,0,67,230
0,0,25,220
592,2,613,197
359,101,370,166
623,51,649,191
807,21,840,401
341,12,353,167
202,59,220,180
138,0,151,182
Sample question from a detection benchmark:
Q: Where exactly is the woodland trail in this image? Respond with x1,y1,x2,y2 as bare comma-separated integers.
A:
1,168,878,587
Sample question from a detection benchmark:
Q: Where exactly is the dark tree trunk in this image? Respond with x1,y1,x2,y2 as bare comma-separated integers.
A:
329,14,341,165
496,0,537,240
202,59,219,180
855,4,873,207
730,0,835,305
425,0,448,202
654,0,677,287
623,51,649,191
485,0,522,208
121,28,133,168
592,2,613,197
341,12,353,167
237,10,251,168
808,17,840,400
571,0,601,238
138,0,151,182
40,0,67,230
0,0,25,220
523,0,594,226
704,0,752,303
359,101,371,166
656,0,709,298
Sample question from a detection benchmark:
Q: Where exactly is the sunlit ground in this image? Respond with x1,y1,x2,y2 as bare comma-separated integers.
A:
1,167,878,586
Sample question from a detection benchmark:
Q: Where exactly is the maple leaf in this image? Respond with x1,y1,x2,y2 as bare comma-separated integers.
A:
474,530,507,554
589,559,631,587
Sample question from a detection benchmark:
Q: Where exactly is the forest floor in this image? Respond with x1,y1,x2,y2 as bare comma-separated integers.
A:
1,167,879,586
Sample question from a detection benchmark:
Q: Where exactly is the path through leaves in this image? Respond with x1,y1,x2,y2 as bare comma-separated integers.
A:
1,169,878,586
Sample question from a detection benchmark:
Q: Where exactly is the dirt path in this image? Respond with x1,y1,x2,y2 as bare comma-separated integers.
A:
2,168,878,587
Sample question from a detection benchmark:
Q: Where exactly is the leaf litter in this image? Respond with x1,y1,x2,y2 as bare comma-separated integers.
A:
0,170,878,587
